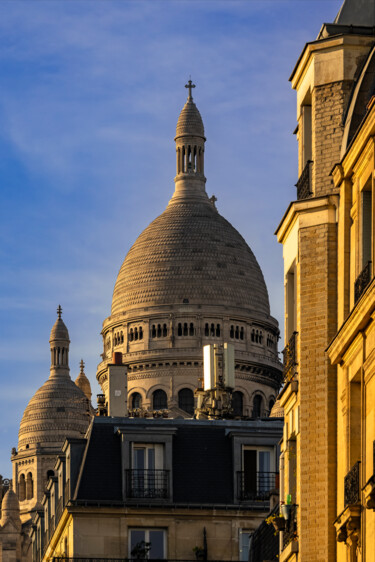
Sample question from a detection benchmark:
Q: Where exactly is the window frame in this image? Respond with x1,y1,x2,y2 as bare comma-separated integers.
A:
128,528,167,560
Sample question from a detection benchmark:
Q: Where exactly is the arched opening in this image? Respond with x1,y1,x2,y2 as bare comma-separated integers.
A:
178,388,194,415
216,324,221,337
205,323,209,337
131,392,142,409
139,327,143,340
252,395,263,418
26,472,33,500
157,324,162,338
232,391,243,417
178,323,182,336
151,325,156,338
230,325,234,338
189,323,194,336
163,324,168,337
19,474,26,501
153,389,167,410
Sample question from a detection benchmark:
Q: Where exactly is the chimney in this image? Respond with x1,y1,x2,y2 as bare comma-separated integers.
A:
108,353,128,417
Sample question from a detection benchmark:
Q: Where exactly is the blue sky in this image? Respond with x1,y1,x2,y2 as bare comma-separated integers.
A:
0,0,343,476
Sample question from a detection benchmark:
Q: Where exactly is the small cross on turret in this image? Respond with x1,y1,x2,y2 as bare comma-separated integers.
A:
80,359,85,373
185,79,195,100
57,304,62,319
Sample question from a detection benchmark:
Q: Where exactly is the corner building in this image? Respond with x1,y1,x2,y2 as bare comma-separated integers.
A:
97,84,282,416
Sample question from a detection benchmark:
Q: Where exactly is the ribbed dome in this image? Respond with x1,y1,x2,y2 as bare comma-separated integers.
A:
176,99,205,138
75,360,92,402
50,317,69,341
111,199,270,317
18,377,91,451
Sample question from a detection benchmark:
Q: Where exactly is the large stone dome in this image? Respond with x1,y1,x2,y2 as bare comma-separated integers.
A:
111,198,270,317
18,376,91,451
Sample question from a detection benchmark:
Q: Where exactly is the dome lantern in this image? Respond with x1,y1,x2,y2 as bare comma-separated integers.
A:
173,80,207,204
49,305,70,377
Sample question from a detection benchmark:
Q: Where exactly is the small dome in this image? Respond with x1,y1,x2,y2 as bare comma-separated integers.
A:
176,99,205,139
18,377,91,451
1,489,20,523
75,360,92,402
270,399,284,418
50,306,69,342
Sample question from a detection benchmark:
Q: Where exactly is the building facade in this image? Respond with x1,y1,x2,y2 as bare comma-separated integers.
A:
276,0,375,560
30,416,282,562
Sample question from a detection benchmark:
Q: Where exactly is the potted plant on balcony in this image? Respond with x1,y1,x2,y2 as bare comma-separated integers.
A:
193,546,206,560
280,494,293,520
265,513,285,532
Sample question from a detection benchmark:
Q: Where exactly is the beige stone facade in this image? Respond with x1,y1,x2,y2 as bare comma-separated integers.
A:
276,4,375,560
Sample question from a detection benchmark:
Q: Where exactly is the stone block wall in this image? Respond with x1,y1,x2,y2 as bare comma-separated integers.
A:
298,221,338,561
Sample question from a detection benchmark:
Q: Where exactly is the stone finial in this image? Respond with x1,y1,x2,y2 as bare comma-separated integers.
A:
57,304,62,319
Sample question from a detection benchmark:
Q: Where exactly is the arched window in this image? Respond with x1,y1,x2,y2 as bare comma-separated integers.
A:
19,474,26,501
230,325,234,338
153,389,167,410
205,323,209,337
178,388,194,416
232,391,243,417
163,324,168,337
139,327,143,340
240,327,244,340
235,326,239,339
189,323,194,336
131,392,142,409
269,398,275,414
178,323,182,336
129,329,134,342
183,322,188,336
216,324,221,337
157,324,162,338
251,329,255,342
259,331,263,344
121,332,124,343
134,328,139,341
26,472,33,500
252,395,263,418
151,325,156,338
210,323,215,337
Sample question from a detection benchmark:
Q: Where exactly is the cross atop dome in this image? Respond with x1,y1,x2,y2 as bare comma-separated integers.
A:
57,304,62,319
80,359,85,373
185,79,195,101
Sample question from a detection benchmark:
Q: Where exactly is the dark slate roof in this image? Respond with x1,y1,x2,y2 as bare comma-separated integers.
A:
73,417,282,505
75,420,122,501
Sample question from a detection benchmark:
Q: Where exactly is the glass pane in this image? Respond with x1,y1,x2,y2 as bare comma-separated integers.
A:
130,530,145,558
259,451,270,472
148,448,155,470
149,530,164,559
134,449,145,471
239,531,252,562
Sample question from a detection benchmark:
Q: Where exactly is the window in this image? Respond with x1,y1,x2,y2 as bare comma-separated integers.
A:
131,392,142,409
26,472,33,500
128,444,167,499
232,391,243,417
178,388,194,415
153,389,167,410
239,530,253,562
19,474,26,501
240,447,274,500
129,529,166,560
252,395,263,418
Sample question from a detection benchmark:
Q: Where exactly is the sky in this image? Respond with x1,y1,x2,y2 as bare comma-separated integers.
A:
0,0,343,476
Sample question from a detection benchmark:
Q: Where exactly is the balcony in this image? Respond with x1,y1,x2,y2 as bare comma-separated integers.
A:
344,462,360,507
282,332,298,382
126,469,169,499
295,160,313,200
282,503,298,551
354,261,372,303
237,471,279,503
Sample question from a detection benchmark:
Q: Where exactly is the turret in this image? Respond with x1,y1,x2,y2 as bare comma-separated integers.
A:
75,359,92,402
49,305,70,377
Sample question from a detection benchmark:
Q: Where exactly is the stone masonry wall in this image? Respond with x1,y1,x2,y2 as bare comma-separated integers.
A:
312,81,353,197
299,221,337,561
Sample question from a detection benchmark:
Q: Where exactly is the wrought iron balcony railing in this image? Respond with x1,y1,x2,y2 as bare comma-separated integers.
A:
354,261,372,303
282,503,298,550
126,469,169,499
296,160,313,200
237,471,279,501
282,332,298,382
344,461,360,507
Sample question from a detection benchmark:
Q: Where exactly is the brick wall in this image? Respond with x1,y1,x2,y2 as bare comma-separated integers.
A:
312,81,353,197
298,222,337,561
